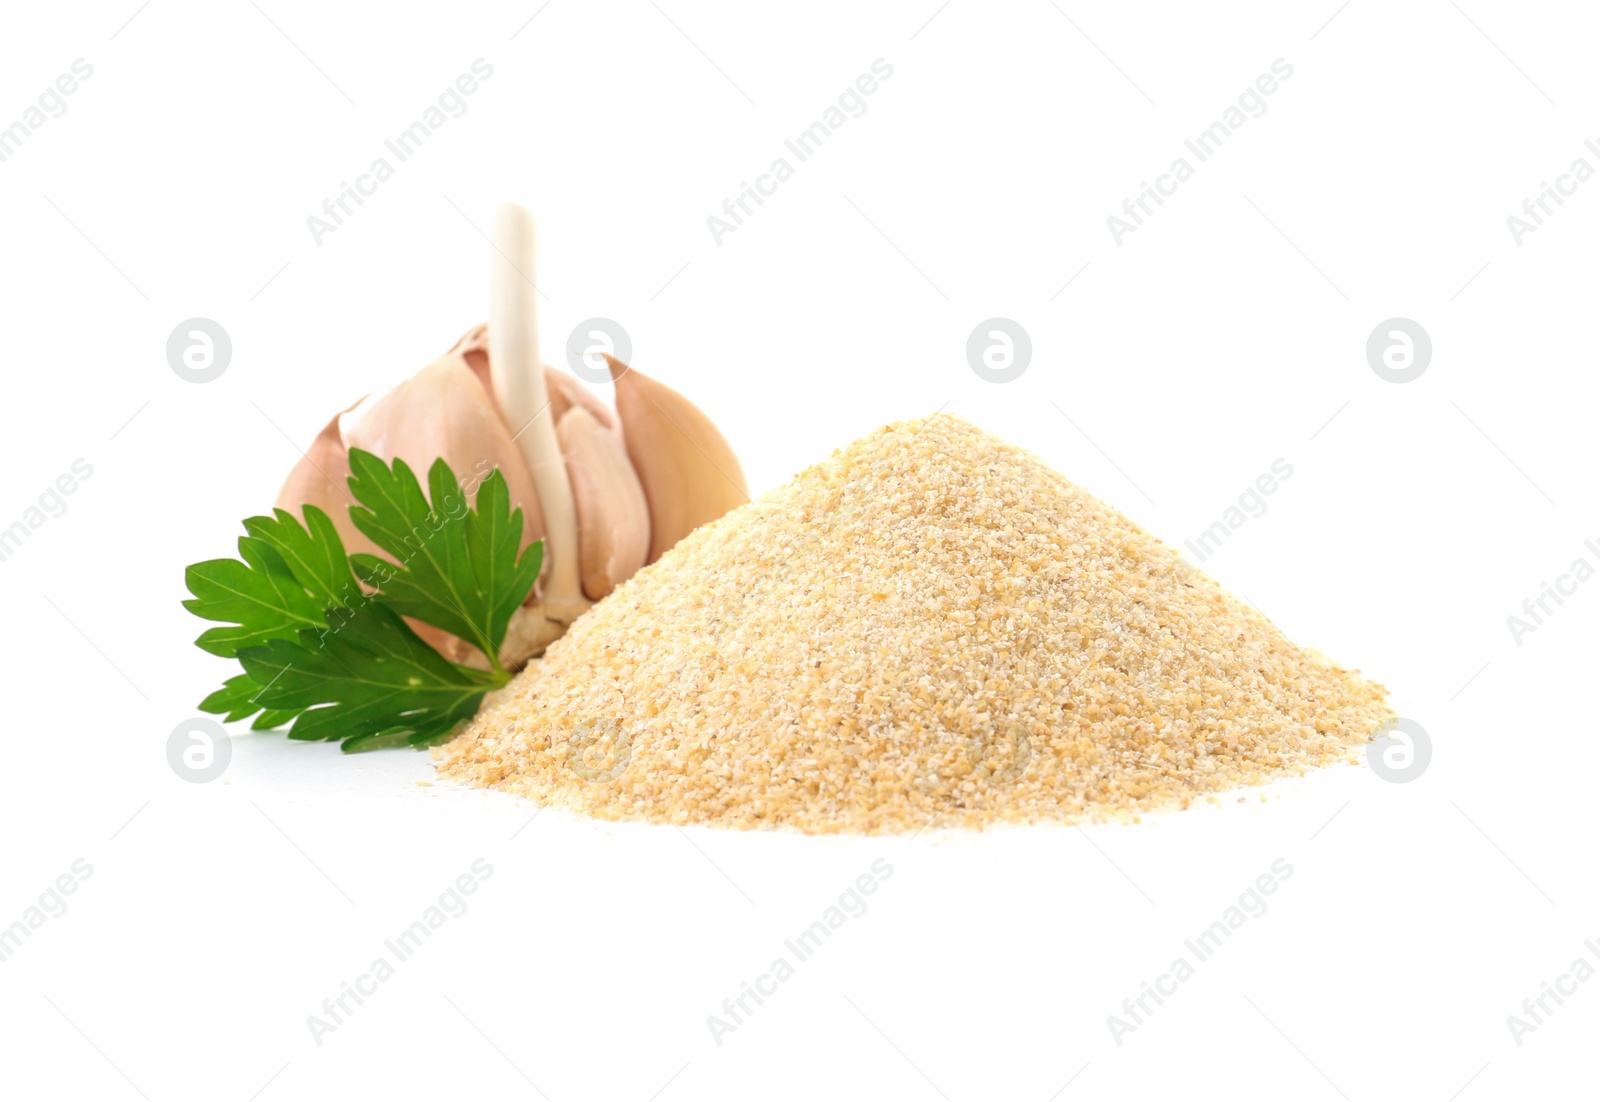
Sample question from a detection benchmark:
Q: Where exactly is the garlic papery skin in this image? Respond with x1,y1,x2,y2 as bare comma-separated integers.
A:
275,399,386,560
488,202,588,623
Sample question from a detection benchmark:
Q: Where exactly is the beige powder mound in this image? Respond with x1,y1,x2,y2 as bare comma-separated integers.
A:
437,414,1391,833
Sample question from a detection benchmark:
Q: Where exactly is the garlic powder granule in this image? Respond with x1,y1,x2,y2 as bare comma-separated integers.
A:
438,415,1392,833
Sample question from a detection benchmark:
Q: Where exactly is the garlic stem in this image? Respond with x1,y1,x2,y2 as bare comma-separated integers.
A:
488,203,587,622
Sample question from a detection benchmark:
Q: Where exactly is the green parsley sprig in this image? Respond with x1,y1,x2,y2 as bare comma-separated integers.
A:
183,450,543,751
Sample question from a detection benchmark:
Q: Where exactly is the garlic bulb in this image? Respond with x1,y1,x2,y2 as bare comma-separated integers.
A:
273,202,747,671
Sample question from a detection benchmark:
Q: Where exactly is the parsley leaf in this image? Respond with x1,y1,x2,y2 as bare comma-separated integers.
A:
183,452,544,751
238,603,501,751
186,504,361,728
345,451,542,675
198,674,271,722
183,533,328,658
243,506,360,609
197,673,298,731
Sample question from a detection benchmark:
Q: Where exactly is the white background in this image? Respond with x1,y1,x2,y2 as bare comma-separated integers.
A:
0,1,1594,1099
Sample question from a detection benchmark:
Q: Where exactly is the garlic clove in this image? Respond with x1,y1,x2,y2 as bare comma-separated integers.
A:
556,405,650,600
342,351,546,553
546,366,615,431
606,355,747,563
